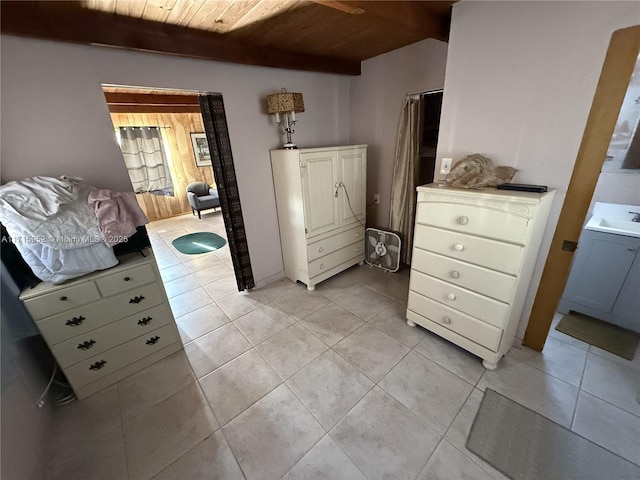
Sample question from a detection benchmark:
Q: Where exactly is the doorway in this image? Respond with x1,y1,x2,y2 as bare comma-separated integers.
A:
418,90,444,187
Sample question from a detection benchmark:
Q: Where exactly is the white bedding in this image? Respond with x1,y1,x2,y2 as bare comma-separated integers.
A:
0,176,118,284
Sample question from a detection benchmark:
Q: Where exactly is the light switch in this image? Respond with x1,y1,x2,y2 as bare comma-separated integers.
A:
440,157,453,175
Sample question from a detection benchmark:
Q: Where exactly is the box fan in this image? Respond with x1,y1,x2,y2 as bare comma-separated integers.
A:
364,228,402,272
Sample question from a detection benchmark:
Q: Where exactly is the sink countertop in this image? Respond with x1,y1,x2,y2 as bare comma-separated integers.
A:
585,202,640,238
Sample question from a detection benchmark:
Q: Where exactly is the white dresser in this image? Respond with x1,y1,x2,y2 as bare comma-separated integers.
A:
270,145,367,290
406,184,555,369
20,249,182,399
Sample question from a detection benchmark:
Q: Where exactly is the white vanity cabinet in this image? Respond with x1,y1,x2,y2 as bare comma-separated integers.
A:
20,249,182,399
406,184,555,369
270,145,366,290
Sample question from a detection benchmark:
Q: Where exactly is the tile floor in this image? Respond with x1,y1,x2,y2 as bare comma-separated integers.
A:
44,212,640,480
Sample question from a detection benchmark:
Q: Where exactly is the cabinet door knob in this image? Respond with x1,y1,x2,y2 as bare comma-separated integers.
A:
442,317,452,325
454,244,465,251
458,216,469,225
60,296,68,301
447,293,456,301
124,276,131,281
627,248,636,252
318,247,324,253
450,271,460,279
319,264,325,270
355,232,360,237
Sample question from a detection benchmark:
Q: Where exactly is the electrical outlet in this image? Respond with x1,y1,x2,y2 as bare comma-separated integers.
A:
440,157,453,175
373,193,380,204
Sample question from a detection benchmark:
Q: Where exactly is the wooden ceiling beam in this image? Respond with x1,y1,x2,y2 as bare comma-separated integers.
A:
0,1,361,75
311,1,450,42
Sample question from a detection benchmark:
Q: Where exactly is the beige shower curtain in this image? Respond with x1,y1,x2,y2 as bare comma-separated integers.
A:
389,94,424,265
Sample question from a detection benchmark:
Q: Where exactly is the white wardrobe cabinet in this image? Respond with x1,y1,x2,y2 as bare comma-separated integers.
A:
406,184,555,369
271,145,367,291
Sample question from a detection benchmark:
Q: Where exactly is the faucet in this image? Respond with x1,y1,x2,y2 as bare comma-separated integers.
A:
630,211,640,223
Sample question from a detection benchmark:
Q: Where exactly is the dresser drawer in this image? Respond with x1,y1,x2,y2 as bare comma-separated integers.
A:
411,249,517,303
407,291,502,351
307,226,364,262
51,304,173,368
104,283,165,320
23,282,101,320
413,225,524,275
64,323,180,388
409,271,509,329
416,202,531,245
36,304,111,345
96,263,156,297
309,242,363,278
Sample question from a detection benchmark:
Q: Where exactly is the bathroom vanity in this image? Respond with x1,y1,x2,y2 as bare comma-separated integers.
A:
558,202,640,333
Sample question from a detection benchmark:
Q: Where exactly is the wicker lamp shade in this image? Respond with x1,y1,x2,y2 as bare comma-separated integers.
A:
266,90,305,114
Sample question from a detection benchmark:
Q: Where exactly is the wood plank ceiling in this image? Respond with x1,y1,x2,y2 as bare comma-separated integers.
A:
1,0,455,75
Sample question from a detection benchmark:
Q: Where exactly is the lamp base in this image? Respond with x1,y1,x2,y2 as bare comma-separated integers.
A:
283,142,298,149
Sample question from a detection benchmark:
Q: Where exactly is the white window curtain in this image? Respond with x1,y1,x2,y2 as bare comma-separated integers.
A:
118,127,174,196
389,94,424,265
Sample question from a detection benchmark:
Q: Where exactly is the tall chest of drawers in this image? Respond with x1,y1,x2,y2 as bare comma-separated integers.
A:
20,249,182,399
406,184,554,369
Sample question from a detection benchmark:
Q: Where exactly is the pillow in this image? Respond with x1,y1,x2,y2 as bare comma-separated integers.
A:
445,153,517,188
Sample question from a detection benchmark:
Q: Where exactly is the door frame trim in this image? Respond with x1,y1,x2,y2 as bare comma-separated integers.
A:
522,25,640,350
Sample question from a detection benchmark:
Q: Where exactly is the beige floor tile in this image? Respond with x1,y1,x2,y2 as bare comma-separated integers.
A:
477,356,579,428
273,288,331,320
153,430,244,480
287,350,373,430
200,349,282,426
443,389,510,480
222,384,325,480
176,303,230,344
184,323,252,378
417,440,494,480
47,384,121,461
300,303,364,347
257,324,328,379
162,274,201,299
330,387,439,480
507,336,588,387
282,434,367,480
182,253,225,274
257,278,299,302
216,291,272,320
118,351,196,420
313,274,362,300
159,263,191,283
572,391,640,465
123,383,218,480
169,287,213,318
333,324,409,382
154,252,182,270
193,263,234,285
203,275,241,300
413,331,486,385
369,301,425,348
234,303,296,346
581,353,640,416
379,351,474,435
333,284,397,320
46,426,126,480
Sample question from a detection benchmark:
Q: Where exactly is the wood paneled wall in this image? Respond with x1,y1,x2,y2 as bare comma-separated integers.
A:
110,112,216,221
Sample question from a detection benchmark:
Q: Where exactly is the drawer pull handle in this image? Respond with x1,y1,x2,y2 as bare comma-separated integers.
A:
355,248,360,252
137,316,153,326
60,296,68,301
129,295,145,304
442,317,452,325
447,293,456,301
458,216,469,225
77,339,96,350
450,271,460,279
124,276,131,281
355,232,360,237
146,335,160,345
453,244,465,251
65,316,85,327
318,247,324,253
89,360,107,371
319,264,324,270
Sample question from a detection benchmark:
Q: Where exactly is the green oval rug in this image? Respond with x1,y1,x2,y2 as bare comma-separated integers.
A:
172,232,227,255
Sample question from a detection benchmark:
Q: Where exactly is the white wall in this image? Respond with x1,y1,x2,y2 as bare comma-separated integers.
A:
437,0,640,338
0,36,351,283
349,38,449,228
